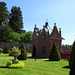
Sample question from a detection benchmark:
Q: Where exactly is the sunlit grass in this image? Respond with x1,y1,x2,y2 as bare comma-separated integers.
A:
0,53,70,75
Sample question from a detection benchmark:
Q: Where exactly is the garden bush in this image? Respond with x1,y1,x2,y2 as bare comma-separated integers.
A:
17,42,27,60
6,61,24,68
49,42,61,61
0,48,3,53
69,41,75,75
4,46,9,53
69,42,74,68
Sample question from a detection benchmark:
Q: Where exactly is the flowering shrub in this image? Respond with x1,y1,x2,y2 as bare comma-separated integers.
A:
6,61,24,68
11,46,21,55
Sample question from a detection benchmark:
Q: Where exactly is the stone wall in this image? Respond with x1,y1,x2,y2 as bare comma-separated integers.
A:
0,42,32,53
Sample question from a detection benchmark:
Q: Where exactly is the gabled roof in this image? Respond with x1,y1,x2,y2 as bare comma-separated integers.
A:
38,22,52,35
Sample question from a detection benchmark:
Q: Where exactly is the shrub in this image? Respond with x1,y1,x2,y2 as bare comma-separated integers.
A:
69,41,75,75
11,44,14,48
69,42,74,67
4,46,9,53
17,42,27,60
49,42,61,61
6,61,24,68
0,48,3,53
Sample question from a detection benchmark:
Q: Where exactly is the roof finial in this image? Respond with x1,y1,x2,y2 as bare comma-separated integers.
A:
54,23,56,26
43,25,45,29
46,18,48,22
35,24,36,28
59,28,61,31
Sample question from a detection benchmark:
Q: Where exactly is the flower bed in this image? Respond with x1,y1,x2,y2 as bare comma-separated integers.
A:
6,61,24,68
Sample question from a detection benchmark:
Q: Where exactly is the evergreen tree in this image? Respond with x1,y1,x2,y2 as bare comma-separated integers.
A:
69,44,73,67
70,41,75,75
0,2,9,27
4,46,9,53
0,2,12,42
9,6,23,33
17,42,27,60
49,42,61,61
0,25,12,42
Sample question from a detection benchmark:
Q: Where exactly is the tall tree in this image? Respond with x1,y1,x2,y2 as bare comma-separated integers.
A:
0,2,12,42
0,2,9,27
9,6,23,33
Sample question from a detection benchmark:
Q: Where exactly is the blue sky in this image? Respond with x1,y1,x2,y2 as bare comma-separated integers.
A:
0,0,75,45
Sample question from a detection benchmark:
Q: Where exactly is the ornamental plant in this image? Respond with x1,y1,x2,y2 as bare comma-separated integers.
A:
17,42,27,60
11,46,21,55
49,42,61,61
6,61,24,68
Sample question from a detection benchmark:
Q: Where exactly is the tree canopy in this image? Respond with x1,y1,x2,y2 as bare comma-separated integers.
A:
0,2,33,43
0,2,9,27
9,6,23,33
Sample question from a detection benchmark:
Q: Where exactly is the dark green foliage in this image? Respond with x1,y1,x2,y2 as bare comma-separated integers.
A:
0,2,12,42
17,42,27,60
69,41,75,75
20,31,33,43
49,42,61,61
6,32,21,43
0,2,9,27
9,6,23,33
69,42,75,67
7,31,33,43
0,25,12,42
4,46,9,53
11,44,14,48
62,44,72,49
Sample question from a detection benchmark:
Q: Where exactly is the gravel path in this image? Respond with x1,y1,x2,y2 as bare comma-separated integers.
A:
0,57,13,59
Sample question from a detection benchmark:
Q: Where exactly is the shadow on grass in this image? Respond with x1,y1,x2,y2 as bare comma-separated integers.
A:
28,56,48,59
45,60,61,61
63,66,70,69
0,66,22,69
0,66,7,68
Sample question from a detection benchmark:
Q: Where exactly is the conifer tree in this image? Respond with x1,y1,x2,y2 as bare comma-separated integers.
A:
0,2,9,27
4,46,9,53
0,2,12,42
17,42,27,60
9,6,23,33
69,44,73,67
70,41,75,75
49,42,61,61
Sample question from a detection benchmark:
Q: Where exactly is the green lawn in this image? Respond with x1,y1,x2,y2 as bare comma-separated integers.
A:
0,53,70,75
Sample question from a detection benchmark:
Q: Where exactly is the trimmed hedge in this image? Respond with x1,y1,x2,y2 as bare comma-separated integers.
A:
69,41,75,75
49,42,61,61
17,42,27,60
6,61,24,68
4,46,9,53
